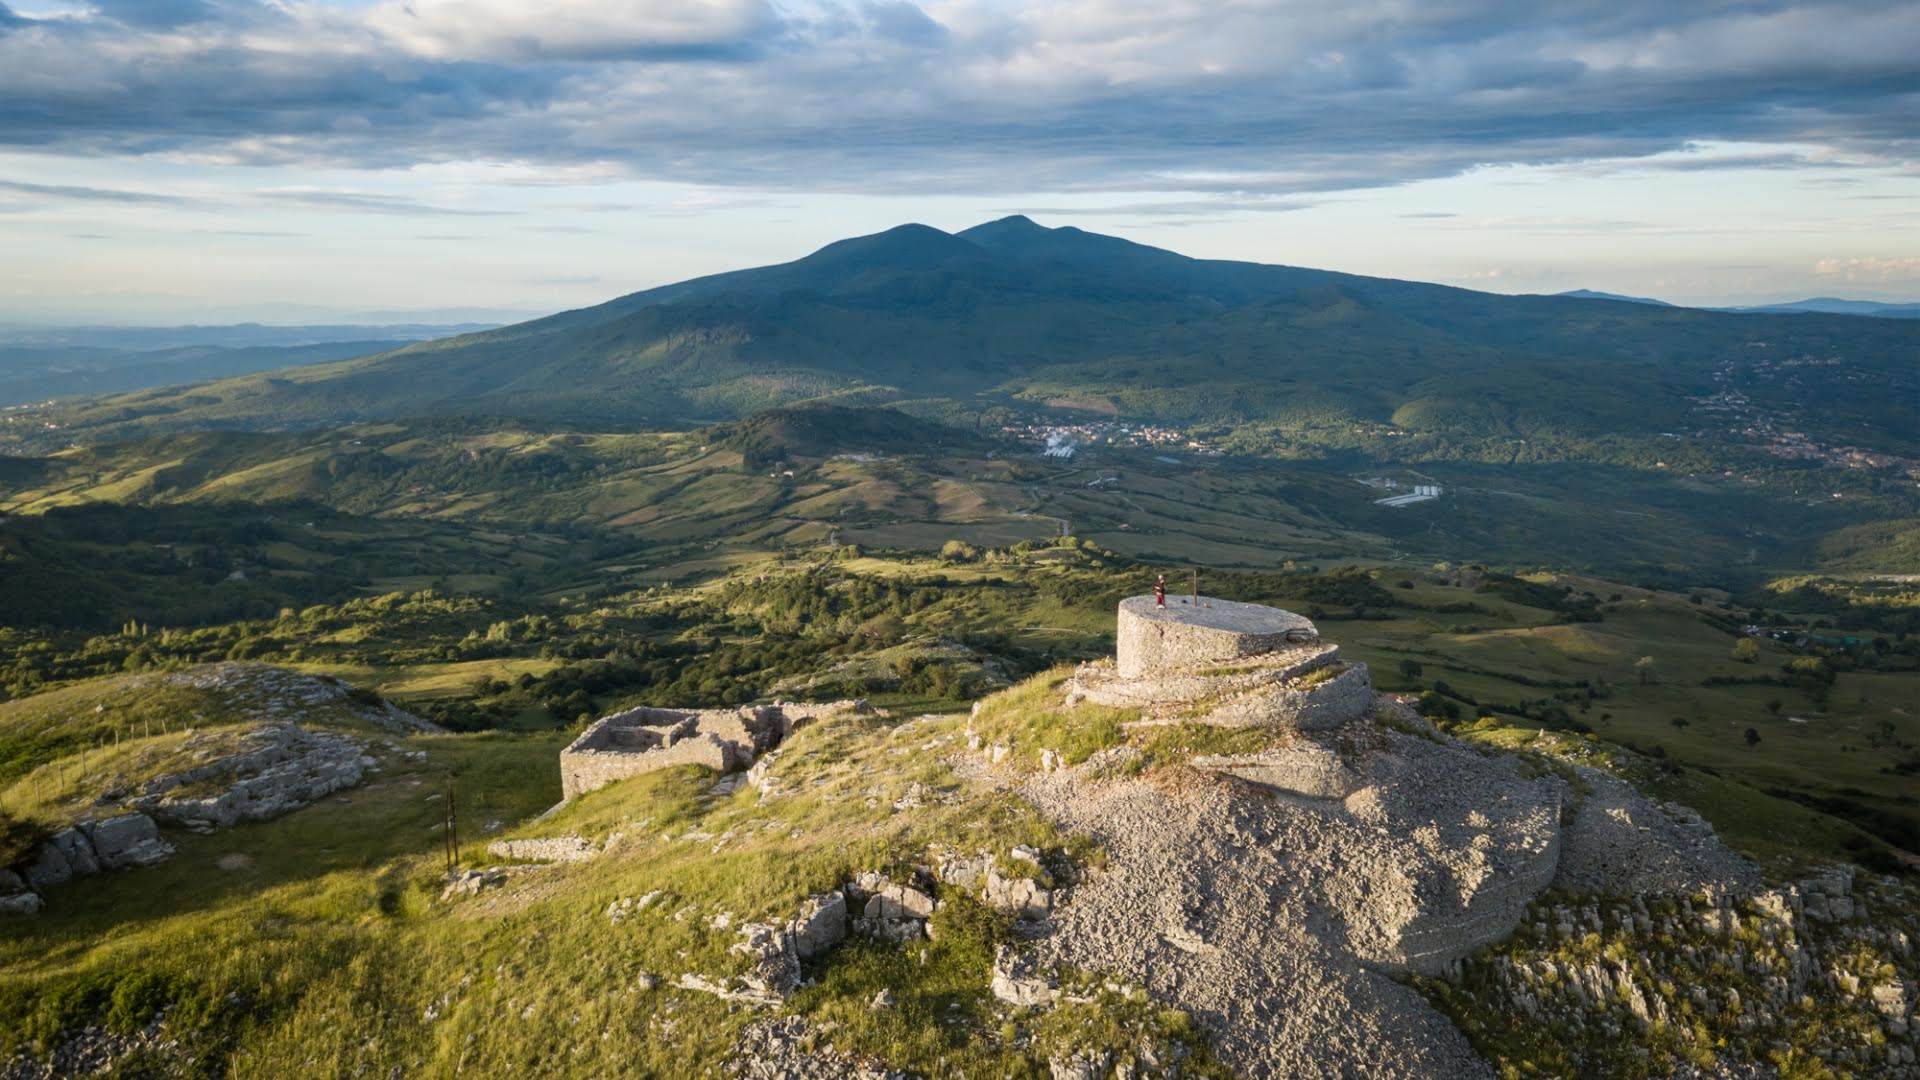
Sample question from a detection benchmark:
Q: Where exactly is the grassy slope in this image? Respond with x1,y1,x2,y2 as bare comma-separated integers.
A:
1,703,1225,1077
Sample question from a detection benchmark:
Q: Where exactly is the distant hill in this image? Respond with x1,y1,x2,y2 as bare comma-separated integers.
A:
0,322,503,407
26,218,1920,462
1719,297,1920,319
1558,290,1920,319
1554,289,1674,306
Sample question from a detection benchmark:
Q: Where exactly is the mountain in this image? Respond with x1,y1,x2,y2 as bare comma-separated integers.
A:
1721,297,1920,319
25,218,1920,462
1554,288,1674,306
1556,291,1920,319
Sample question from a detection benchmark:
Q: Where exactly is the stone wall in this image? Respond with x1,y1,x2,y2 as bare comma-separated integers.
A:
559,699,875,800
1115,595,1317,679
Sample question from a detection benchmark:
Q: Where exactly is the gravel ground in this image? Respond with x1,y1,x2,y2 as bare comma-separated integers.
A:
1010,704,1760,1079
1552,764,1763,896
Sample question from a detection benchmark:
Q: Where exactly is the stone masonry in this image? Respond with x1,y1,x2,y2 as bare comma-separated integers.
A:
559,699,876,800
1116,595,1319,679
1075,595,1373,732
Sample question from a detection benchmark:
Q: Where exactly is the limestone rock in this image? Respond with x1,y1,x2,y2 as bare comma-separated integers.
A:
731,923,802,998
788,891,847,959
138,724,369,831
990,945,1056,1007
440,868,505,900
83,814,173,870
986,867,1053,921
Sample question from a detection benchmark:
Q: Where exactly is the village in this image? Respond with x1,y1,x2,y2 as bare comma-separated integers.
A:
999,417,1225,461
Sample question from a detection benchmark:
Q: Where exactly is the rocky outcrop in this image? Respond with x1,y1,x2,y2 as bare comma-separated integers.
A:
788,890,848,958
6,720,384,915
847,871,937,943
160,663,440,735
5,812,175,914
1014,715,1578,1079
1439,868,1920,1077
134,724,370,832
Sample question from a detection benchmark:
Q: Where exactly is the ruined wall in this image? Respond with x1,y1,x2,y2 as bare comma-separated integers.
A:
558,699,877,800
1115,595,1318,679
560,730,732,799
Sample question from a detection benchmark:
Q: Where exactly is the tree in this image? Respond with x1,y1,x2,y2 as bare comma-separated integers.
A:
939,539,979,562
1732,638,1760,664
1397,659,1424,680
1744,727,1762,749
1633,656,1658,685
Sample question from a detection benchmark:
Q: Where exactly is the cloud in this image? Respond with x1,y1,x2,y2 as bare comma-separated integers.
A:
365,0,780,61
1004,197,1314,219
1814,256,1920,282
0,0,1912,201
254,189,518,216
0,178,191,204
88,0,216,29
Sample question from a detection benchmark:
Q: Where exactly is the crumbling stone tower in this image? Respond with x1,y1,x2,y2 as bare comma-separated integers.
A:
1073,594,1374,730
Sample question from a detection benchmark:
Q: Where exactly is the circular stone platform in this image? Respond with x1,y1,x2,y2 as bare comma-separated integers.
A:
1116,595,1319,680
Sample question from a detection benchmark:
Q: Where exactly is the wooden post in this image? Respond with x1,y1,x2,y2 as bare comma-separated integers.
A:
444,776,459,874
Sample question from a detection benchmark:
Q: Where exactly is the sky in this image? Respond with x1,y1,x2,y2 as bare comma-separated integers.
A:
0,0,1917,324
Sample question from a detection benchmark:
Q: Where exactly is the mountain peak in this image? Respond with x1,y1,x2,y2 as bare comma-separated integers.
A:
956,214,1054,247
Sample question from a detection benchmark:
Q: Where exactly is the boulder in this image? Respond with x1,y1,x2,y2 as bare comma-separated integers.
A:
788,891,848,959
83,814,174,870
24,827,103,890
0,890,41,916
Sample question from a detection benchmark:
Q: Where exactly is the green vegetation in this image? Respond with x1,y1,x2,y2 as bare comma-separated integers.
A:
0,221,1910,1072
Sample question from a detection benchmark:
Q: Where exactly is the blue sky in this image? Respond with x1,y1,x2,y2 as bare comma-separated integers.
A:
1,0,1916,323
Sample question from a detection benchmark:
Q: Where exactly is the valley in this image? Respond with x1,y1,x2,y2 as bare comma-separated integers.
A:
0,219,1914,1079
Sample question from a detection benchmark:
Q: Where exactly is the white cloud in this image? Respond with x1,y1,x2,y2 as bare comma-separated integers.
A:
1813,256,1920,282
365,0,778,61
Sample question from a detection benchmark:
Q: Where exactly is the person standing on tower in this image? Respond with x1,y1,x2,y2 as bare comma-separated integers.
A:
1154,574,1167,608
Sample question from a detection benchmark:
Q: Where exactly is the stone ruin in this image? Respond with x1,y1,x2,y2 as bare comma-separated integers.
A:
559,699,876,800
1069,594,1375,731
